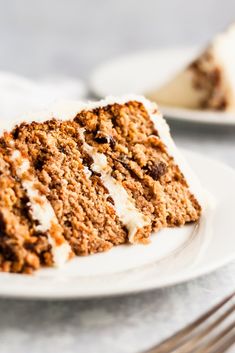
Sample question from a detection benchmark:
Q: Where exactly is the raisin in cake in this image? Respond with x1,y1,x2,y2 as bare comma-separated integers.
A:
147,24,235,111
0,96,201,273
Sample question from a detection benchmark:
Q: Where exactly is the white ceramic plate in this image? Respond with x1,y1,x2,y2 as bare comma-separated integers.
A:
0,149,234,300
90,48,235,125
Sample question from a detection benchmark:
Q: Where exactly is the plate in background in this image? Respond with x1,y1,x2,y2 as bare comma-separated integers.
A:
0,150,234,299
90,48,235,125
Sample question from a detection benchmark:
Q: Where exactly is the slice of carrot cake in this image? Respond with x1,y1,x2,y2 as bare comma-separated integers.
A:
147,24,235,111
0,96,201,273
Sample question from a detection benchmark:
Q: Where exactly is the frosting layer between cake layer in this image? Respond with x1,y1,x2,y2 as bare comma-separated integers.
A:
10,149,71,267
79,128,150,243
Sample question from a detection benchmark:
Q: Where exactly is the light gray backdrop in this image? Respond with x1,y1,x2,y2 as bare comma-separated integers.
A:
0,0,234,79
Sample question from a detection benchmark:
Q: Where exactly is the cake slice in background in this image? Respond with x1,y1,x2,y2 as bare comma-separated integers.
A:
147,24,235,111
0,96,201,273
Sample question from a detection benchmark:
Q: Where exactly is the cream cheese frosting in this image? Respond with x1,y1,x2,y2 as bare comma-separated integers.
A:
79,128,150,243
10,150,71,267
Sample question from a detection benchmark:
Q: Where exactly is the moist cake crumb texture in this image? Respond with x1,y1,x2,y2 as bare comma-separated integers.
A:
0,98,201,273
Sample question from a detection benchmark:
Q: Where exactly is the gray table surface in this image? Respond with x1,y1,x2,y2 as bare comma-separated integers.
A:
1,0,235,352
0,262,234,353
